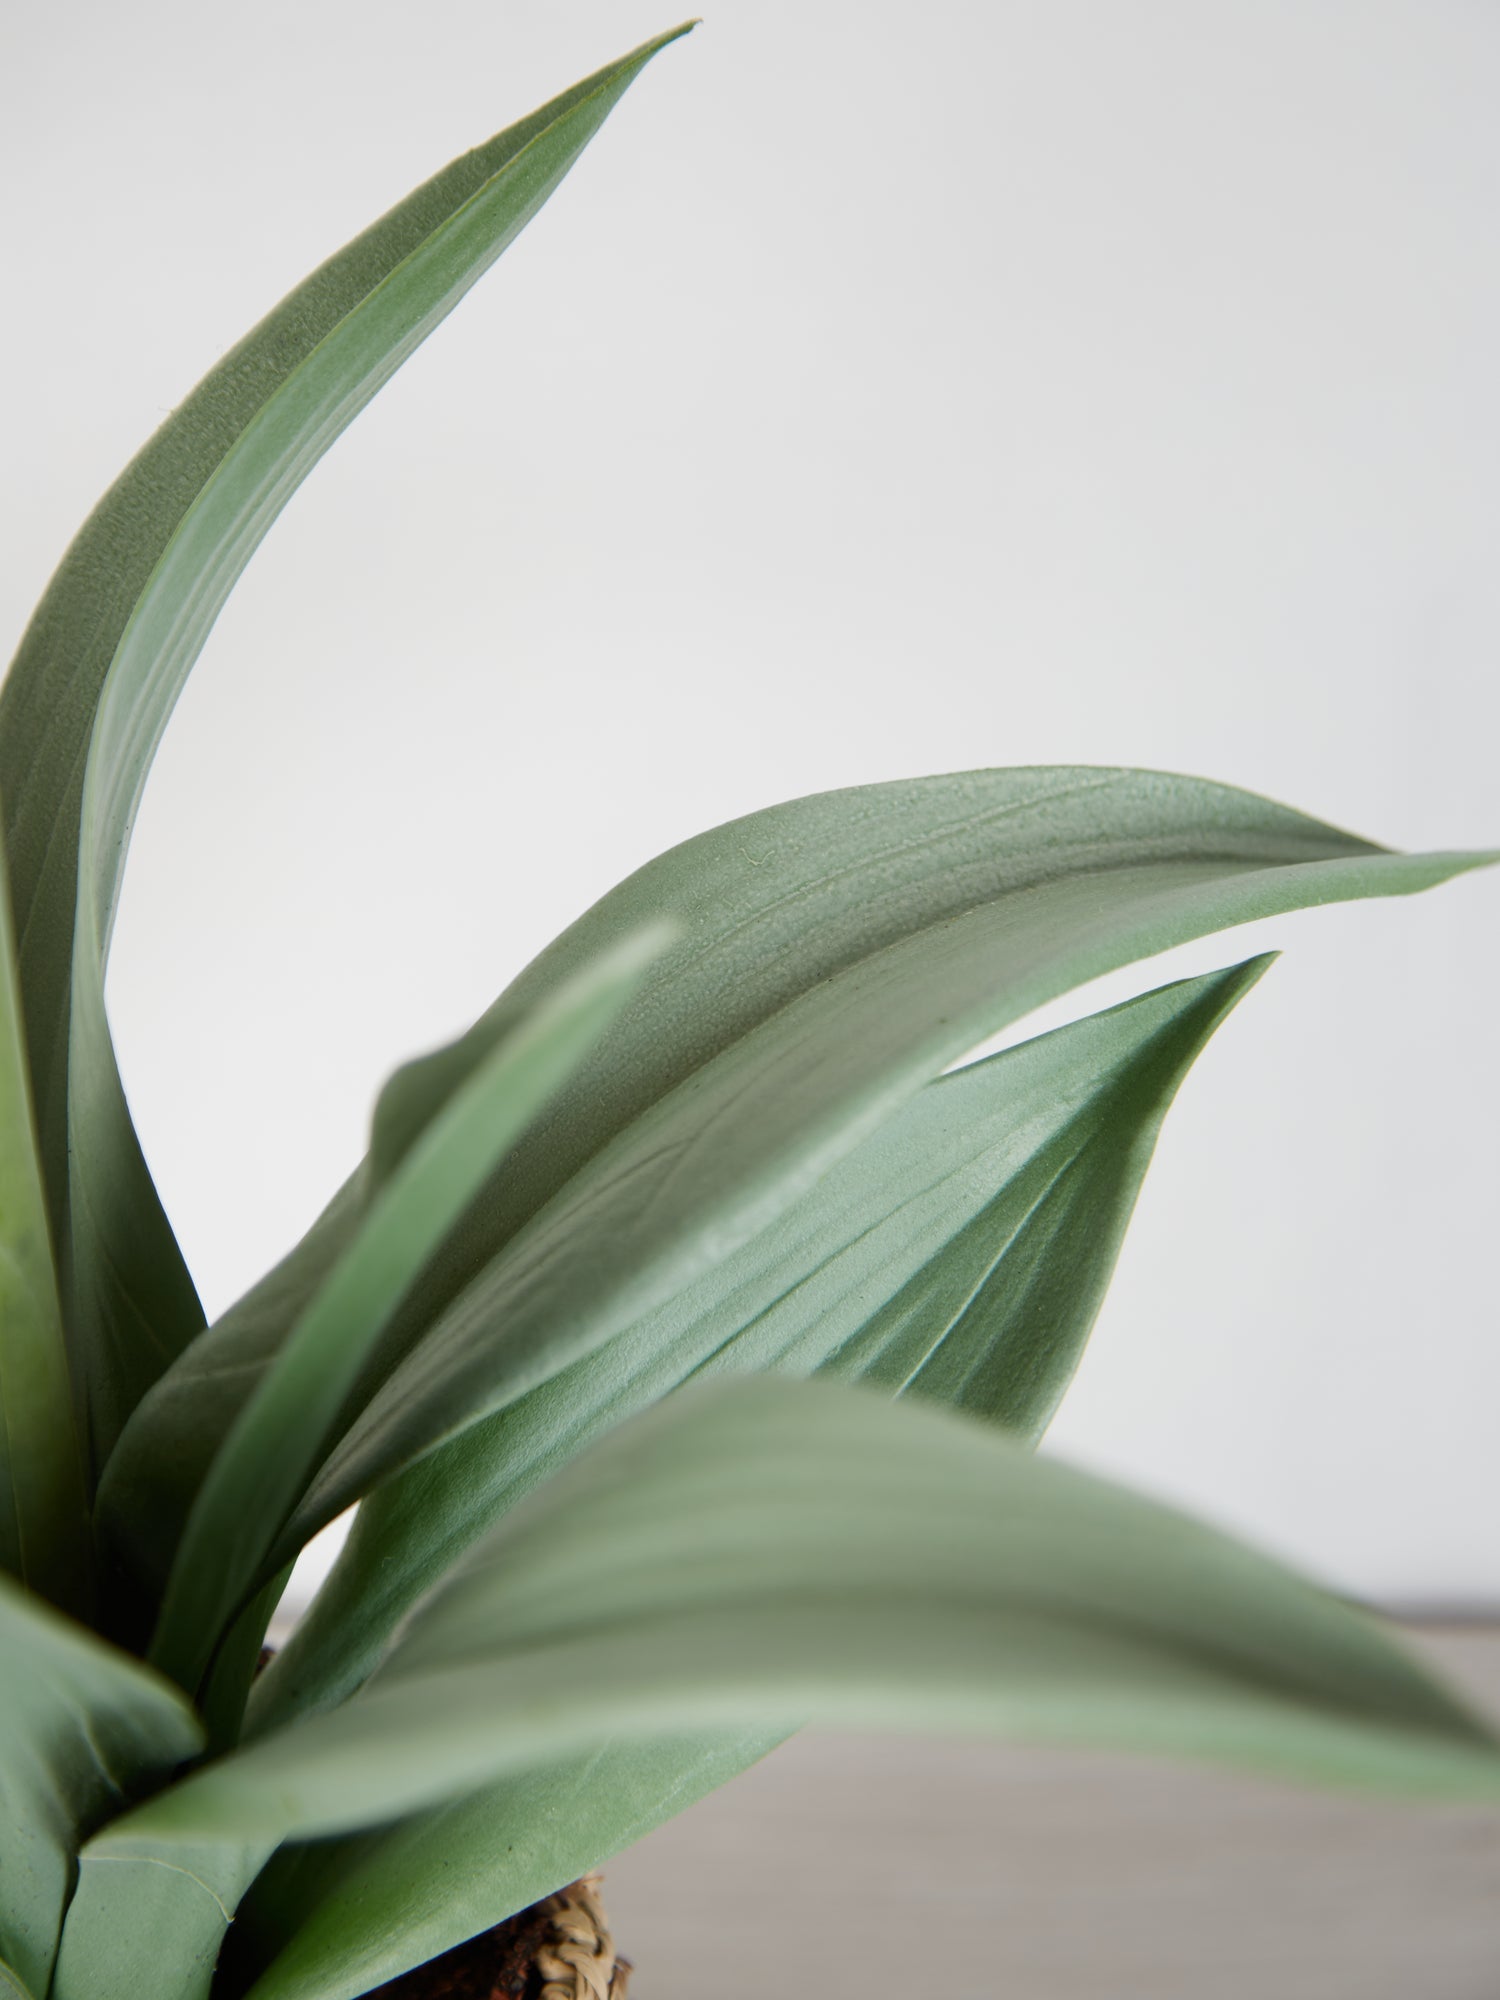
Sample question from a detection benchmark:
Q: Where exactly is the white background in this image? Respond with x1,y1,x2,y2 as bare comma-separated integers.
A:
4,1,1497,1605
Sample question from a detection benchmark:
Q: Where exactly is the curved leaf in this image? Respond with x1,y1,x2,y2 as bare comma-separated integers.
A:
0,839,88,1614
233,957,1277,1992
116,1378,1500,1857
254,953,1273,1729
101,1182,369,1604
200,1567,295,1755
291,786,1492,1540
0,1575,202,1997
103,768,1493,1593
50,1838,271,2000
0,1957,34,2000
0,23,693,1471
148,928,669,1696
239,962,1274,1991
230,1732,785,2000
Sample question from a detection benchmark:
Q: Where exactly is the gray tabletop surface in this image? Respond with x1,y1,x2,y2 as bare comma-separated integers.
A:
602,1625,1500,1999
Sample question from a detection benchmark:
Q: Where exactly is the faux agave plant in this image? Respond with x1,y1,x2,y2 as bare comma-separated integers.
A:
1,23,1496,2000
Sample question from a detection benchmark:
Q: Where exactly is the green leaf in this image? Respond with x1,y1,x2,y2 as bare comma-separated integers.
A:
148,928,669,1697
115,1377,1500,1859
0,1574,202,1997
287,779,1494,1544
199,1566,294,1756
0,22,694,1474
229,1731,786,2000
235,956,1272,1990
0,1957,35,2000
101,769,1493,1603
254,953,1273,1730
49,1838,271,2000
112,961,576,1606
100,1183,369,1612
0,839,89,1615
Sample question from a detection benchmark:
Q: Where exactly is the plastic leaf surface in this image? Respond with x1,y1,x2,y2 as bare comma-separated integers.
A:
288,776,1493,1540
49,1835,271,2000
255,954,1273,1728
0,846,89,1614
103,769,1493,1601
0,23,692,1472
0,1958,34,2000
148,928,669,1694
118,1379,1500,1858
231,1732,785,2000
0,1575,202,1997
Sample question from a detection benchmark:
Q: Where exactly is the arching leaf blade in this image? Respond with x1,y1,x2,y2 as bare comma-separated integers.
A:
0,1575,202,1997
0,24,693,1472
293,830,1490,1540
254,954,1273,1730
232,945,1276,1994
148,929,669,1696
100,769,1495,1593
230,1731,784,2000
49,1839,271,2000
0,840,89,1615
119,1379,1500,1857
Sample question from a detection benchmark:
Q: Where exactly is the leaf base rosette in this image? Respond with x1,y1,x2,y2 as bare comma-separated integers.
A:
0,18,1496,2000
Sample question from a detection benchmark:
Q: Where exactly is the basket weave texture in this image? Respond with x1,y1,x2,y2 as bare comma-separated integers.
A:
536,1876,630,2000
364,1873,630,1999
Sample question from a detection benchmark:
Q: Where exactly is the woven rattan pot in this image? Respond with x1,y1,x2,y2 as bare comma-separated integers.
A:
365,1875,629,2000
